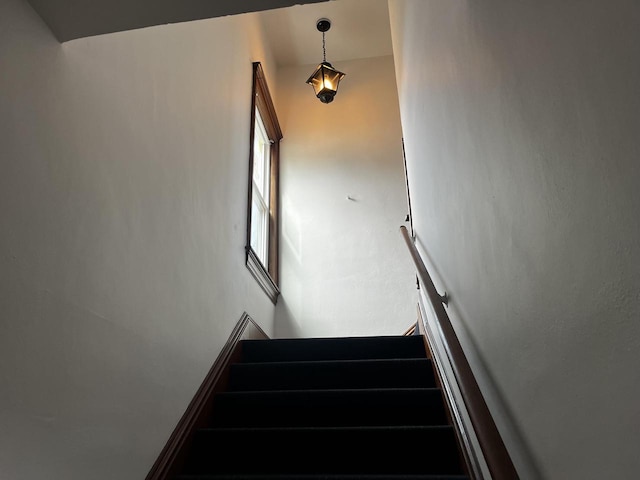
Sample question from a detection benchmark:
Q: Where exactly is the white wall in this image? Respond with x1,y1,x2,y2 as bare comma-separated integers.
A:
389,0,640,478
0,0,279,477
274,55,417,338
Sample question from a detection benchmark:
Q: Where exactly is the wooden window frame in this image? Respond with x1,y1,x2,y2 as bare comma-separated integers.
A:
246,62,282,303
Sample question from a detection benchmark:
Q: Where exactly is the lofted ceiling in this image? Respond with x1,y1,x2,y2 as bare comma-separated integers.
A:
26,0,329,42
259,0,393,67
26,0,393,69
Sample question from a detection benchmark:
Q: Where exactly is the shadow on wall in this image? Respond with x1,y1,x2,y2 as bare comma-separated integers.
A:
415,225,544,480
274,296,304,338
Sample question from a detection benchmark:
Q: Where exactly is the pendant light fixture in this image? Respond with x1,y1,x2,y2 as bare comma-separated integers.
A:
306,18,345,104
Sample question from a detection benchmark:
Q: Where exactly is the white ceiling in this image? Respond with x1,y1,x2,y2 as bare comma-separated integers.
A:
259,0,393,67
26,0,328,42
26,0,392,65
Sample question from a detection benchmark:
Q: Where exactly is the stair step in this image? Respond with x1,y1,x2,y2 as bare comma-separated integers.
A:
210,388,448,427
176,475,469,479
182,426,463,475
228,358,436,391
241,335,427,363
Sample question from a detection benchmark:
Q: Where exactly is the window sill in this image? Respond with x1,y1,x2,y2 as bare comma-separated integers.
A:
246,246,279,304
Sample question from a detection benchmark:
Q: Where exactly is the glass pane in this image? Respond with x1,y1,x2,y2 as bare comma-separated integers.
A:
253,108,271,206
251,182,269,265
253,121,264,191
250,104,273,268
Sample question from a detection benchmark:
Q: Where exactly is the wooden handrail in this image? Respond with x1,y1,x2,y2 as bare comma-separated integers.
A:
401,322,417,336
400,226,519,480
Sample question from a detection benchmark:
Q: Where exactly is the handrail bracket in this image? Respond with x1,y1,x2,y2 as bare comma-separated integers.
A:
440,291,449,306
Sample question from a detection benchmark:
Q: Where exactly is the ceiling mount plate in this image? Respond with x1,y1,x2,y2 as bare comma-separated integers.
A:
316,18,331,32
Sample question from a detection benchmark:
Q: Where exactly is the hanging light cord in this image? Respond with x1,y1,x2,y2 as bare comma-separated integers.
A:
322,31,326,62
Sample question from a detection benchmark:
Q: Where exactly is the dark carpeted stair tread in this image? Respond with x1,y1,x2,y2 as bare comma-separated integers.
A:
182,426,462,475
228,358,435,391
210,388,448,427
241,335,427,363
176,475,470,479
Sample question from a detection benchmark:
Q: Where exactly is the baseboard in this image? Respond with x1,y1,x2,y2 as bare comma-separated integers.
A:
145,312,269,480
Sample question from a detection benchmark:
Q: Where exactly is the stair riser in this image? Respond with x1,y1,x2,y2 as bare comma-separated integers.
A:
176,475,469,480
241,336,427,363
210,389,447,427
229,359,435,391
184,427,462,475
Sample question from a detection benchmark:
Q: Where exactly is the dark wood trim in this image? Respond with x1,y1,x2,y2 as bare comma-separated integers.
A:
245,64,259,279
246,246,280,303
400,226,519,480
417,299,480,479
246,62,282,299
268,139,280,285
145,312,269,480
254,63,282,141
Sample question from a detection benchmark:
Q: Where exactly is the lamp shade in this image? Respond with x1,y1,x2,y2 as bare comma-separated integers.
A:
306,61,345,104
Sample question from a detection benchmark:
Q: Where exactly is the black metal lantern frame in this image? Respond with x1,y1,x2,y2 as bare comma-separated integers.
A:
306,18,345,104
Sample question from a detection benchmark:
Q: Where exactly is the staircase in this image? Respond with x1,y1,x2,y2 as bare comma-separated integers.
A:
175,335,469,479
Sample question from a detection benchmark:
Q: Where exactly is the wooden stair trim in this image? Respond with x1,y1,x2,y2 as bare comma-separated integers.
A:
402,322,417,336
417,302,479,479
145,312,269,480
401,226,519,479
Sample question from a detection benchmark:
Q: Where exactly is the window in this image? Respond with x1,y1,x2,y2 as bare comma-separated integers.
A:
246,62,282,303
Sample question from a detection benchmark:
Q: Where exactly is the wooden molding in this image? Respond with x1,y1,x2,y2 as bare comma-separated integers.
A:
402,322,417,336
246,246,280,304
145,312,269,480
246,62,282,298
402,225,518,479
253,62,282,141
417,298,480,479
